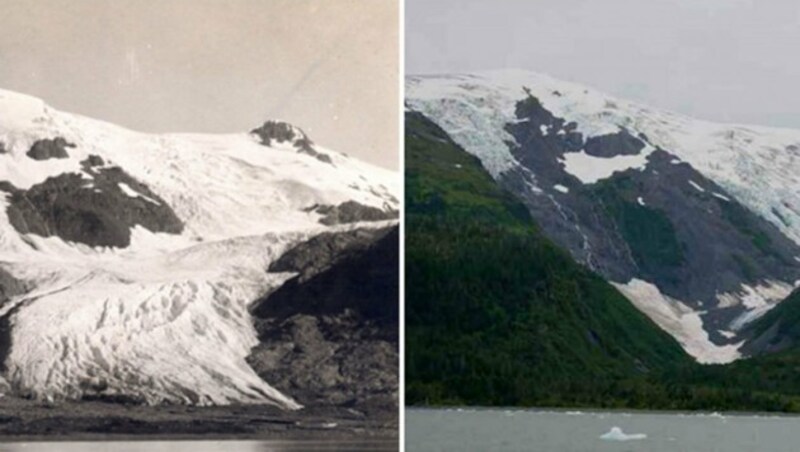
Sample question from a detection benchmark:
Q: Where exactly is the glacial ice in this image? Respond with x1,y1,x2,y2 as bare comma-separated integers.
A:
600,426,647,441
406,69,800,246
0,87,399,407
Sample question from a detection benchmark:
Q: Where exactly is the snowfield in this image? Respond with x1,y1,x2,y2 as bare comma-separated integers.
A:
0,88,398,407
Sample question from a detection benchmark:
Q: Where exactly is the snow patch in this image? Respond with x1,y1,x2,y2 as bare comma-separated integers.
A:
117,182,161,205
561,148,651,184
719,330,737,339
612,278,742,364
689,180,706,193
637,196,646,206
716,280,795,310
553,184,569,194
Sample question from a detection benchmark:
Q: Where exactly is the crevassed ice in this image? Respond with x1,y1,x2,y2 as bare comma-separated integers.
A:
406,70,800,246
3,233,305,408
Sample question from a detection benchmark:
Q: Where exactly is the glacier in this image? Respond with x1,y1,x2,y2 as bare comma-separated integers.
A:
0,88,398,407
407,69,800,246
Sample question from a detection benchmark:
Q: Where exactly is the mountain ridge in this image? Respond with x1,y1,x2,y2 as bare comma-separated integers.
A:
407,69,800,363
405,109,691,406
0,87,398,408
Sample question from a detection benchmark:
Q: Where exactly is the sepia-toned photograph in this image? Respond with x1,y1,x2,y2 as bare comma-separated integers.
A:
0,0,399,449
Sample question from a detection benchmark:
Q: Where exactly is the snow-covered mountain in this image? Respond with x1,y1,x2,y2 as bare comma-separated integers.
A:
0,88,398,407
407,69,800,364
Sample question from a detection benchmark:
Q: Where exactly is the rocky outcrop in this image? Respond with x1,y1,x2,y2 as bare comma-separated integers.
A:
0,267,25,306
26,137,75,160
251,120,333,164
304,201,398,226
248,226,398,407
454,91,800,344
740,289,800,356
1,155,183,248
583,129,646,157
251,120,307,147
0,267,26,373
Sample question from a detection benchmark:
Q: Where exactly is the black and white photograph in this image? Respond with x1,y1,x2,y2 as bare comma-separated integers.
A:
0,0,399,449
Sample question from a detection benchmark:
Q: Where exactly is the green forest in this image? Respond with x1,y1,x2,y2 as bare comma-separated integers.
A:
405,110,800,412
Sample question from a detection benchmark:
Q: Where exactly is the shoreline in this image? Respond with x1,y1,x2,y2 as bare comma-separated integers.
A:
0,396,398,441
406,405,800,418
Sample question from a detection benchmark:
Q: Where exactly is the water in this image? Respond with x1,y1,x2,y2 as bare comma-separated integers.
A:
0,440,397,451
407,407,800,452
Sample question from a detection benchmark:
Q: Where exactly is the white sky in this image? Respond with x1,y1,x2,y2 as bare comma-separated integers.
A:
0,0,399,169
407,0,800,129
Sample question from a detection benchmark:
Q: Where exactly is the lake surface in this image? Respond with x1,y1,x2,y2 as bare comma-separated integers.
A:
0,440,397,451
407,407,800,452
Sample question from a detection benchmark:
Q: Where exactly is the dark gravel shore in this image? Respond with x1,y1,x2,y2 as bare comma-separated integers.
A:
0,396,398,442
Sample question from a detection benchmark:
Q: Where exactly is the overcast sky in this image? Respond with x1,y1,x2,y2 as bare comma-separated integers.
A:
0,0,398,169
408,0,800,129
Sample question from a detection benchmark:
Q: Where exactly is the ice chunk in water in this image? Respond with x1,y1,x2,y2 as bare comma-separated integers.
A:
600,426,647,441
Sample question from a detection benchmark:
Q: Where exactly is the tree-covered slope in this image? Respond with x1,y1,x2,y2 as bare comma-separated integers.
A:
740,289,800,355
405,110,692,406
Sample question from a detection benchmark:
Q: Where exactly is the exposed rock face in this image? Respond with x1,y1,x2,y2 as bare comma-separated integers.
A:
304,201,398,226
0,267,26,373
1,155,183,247
0,142,7,154
248,226,398,407
413,91,800,346
251,120,333,164
740,289,800,356
500,95,800,313
251,121,305,146
26,137,75,160
583,129,646,157
0,267,25,306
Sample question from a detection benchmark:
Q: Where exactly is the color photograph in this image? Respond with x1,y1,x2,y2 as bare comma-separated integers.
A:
405,1,800,451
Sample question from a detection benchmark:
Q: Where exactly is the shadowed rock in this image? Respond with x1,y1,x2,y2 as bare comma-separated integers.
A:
248,226,398,407
26,137,75,160
251,120,304,146
305,201,398,226
1,155,183,248
0,267,26,373
584,129,645,157
251,120,333,164
0,267,25,307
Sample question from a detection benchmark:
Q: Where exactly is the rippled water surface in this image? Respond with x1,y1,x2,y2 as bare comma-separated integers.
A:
407,407,800,452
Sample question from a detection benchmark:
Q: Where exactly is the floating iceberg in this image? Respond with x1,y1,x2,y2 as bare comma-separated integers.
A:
600,426,647,441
